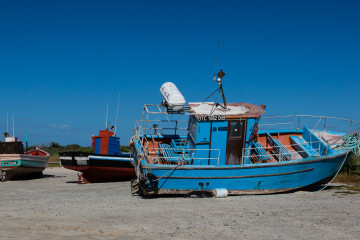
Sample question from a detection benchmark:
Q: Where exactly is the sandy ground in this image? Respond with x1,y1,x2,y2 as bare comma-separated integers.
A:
1,168,359,240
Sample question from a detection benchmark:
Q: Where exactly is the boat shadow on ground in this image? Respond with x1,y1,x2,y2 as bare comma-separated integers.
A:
9,173,65,181
281,184,342,194
134,185,344,199
65,178,134,184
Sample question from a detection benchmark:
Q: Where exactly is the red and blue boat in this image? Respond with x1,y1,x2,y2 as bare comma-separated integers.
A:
130,70,360,196
60,129,135,183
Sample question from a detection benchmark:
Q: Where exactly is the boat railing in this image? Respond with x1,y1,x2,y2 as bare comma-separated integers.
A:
133,123,221,166
134,119,189,136
241,140,324,164
139,146,221,166
259,115,360,134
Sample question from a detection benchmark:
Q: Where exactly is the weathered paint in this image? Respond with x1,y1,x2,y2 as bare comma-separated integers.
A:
131,100,355,195
138,151,350,192
186,116,259,166
61,129,134,183
132,127,353,195
0,150,49,180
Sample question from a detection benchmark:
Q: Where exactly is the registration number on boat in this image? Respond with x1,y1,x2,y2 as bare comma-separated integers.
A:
2,161,18,166
197,115,226,122
76,160,87,166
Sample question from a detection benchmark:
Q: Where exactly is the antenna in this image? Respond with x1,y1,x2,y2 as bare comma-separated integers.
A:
213,40,220,81
105,105,108,130
7,112,8,133
202,41,229,111
12,115,15,137
26,132,28,153
114,94,120,136
217,68,228,109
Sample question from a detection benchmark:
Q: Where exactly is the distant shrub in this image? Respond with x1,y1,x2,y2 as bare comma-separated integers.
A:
50,142,62,148
121,145,130,152
28,143,130,155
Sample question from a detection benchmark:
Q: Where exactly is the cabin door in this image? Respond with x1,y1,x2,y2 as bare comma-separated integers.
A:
225,120,246,165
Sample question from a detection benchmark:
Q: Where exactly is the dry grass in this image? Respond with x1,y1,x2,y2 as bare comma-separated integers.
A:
334,172,360,184
333,173,360,195
333,185,360,195
47,154,61,167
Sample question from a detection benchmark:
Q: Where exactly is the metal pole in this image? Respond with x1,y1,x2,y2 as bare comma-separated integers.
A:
175,121,178,135
219,83,227,109
12,116,14,137
105,105,108,129
140,109,149,151
218,150,220,167
114,94,120,136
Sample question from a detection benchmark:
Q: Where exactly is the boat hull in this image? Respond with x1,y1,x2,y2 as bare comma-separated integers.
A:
135,150,352,195
61,153,135,183
0,154,49,180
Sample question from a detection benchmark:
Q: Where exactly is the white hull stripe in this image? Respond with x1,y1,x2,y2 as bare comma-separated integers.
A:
89,155,132,161
74,157,89,160
0,156,49,162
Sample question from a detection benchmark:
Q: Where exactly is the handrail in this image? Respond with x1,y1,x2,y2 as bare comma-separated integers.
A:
261,115,360,123
259,115,360,134
134,118,188,137
134,107,360,167
136,144,221,166
242,140,323,164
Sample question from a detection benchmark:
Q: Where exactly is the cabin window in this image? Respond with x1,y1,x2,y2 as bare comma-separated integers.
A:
230,121,243,138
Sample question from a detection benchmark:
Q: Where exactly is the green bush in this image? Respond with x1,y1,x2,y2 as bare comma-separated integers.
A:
31,143,131,155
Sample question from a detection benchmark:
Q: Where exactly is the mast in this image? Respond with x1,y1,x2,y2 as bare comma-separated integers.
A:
106,105,108,130
114,94,120,136
26,132,28,153
12,115,14,137
217,68,227,109
202,41,229,110
203,68,228,110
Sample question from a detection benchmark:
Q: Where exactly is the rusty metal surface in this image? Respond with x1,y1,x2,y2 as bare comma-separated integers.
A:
156,187,298,196
188,102,265,119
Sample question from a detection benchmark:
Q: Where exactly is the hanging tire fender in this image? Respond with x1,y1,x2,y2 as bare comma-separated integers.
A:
139,173,158,193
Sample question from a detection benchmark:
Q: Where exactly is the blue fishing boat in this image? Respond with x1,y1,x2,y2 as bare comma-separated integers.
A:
130,69,360,196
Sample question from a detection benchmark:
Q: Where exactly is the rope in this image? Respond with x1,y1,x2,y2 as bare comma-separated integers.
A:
294,132,360,195
312,117,323,131
142,163,180,182
137,129,360,195
293,150,350,195
332,132,360,156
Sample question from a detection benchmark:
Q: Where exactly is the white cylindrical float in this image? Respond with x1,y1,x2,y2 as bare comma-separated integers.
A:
212,188,228,198
160,82,186,111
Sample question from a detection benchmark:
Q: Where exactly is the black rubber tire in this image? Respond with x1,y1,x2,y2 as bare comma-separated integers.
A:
139,173,158,193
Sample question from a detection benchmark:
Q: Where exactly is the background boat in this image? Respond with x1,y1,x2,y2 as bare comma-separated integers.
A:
60,129,134,183
0,136,49,181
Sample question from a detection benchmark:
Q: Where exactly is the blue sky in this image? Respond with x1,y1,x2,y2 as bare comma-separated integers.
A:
0,0,359,146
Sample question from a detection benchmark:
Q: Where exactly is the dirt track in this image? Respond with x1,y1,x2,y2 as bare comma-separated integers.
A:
1,167,359,240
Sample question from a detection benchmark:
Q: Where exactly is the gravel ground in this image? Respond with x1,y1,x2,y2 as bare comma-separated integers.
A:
0,167,359,240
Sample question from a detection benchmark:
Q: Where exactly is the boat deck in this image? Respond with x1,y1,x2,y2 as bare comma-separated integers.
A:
139,128,345,166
